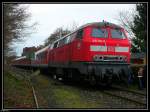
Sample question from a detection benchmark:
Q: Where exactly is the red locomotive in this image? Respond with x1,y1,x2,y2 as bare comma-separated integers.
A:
12,21,131,85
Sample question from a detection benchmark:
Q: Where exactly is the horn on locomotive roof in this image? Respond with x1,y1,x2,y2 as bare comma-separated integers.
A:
103,20,109,26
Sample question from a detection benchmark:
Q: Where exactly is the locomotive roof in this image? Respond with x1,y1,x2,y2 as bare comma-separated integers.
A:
52,21,122,44
71,22,122,36
79,22,122,29
35,22,123,51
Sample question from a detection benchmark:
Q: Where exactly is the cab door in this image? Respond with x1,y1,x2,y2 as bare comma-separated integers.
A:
71,29,84,62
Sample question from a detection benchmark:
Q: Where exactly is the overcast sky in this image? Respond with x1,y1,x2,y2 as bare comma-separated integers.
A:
12,4,136,56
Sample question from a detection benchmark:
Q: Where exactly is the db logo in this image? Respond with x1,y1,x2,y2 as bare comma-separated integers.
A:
77,42,81,49
107,46,114,52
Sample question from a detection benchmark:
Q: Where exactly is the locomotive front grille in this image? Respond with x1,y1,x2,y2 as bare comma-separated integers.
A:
93,55,125,62
103,56,118,60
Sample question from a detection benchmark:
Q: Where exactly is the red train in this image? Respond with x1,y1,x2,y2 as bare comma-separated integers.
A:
12,21,131,85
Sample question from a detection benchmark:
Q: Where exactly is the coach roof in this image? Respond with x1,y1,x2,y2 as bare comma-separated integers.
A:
35,45,49,55
13,56,26,61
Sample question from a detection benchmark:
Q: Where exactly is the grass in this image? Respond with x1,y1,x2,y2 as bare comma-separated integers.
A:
3,67,104,108
128,83,139,90
52,87,101,108
31,74,102,108
3,70,35,109
3,66,147,109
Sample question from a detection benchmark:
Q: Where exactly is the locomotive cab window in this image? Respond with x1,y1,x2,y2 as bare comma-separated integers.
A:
68,33,76,43
76,29,84,39
92,28,108,38
58,37,69,47
58,38,65,47
111,29,126,39
53,42,58,48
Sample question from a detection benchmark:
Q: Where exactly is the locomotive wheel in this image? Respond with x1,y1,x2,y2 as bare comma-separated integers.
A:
119,69,129,86
89,75,97,86
61,69,73,83
62,72,69,82
53,74,57,80
102,75,112,87
120,74,129,87
53,74,61,80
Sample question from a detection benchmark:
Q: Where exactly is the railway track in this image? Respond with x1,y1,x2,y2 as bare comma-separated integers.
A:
8,66,147,108
102,86,147,106
9,67,40,108
111,85,146,95
54,75,147,107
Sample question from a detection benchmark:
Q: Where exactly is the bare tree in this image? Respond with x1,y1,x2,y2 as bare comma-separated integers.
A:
44,21,79,47
116,4,147,53
69,21,79,31
116,9,136,39
3,4,37,57
44,27,71,46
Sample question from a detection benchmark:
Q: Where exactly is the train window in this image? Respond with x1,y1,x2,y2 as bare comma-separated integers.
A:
69,33,76,43
39,53,42,60
48,44,51,48
53,42,58,48
37,54,39,60
76,29,84,39
64,36,69,44
58,39,63,47
43,52,45,59
92,28,108,38
36,55,38,60
50,44,54,49
37,54,40,60
58,37,67,47
38,55,40,60
62,38,66,45
41,53,43,59
111,29,126,39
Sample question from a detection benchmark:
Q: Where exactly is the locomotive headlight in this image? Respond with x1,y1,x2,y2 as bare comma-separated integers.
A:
119,56,127,61
93,55,98,61
93,55,103,61
123,56,127,61
99,56,104,60
119,56,123,60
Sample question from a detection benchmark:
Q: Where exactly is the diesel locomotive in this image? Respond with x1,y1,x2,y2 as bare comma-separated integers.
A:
12,21,131,86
